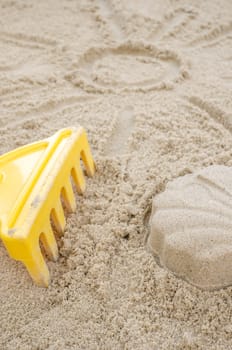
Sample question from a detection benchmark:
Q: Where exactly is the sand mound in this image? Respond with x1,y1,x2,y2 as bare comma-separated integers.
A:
147,165,232,290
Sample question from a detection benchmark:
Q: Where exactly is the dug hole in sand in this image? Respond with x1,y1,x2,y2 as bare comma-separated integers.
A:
0,0,232,349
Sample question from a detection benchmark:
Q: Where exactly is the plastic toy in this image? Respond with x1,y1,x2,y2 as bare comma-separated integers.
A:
0,127,95,286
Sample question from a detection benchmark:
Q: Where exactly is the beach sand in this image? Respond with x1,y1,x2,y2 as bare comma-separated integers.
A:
0,0,232,349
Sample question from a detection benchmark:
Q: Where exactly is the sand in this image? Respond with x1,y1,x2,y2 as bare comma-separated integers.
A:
148,165,232,290
0,0,232,349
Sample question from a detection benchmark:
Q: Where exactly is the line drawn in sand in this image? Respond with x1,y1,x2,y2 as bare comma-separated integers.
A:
0,40,59,88
65,42,189,93
95,2,197,45
0,31,58,50
1,60,55,81
187,96,232,133
0,94,97,129
187,21,232,48
148,7,197,42
107,106,135,157
0,39,58,97
95,0,124,41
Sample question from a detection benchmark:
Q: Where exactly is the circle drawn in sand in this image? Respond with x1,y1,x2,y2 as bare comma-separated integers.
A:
147,165,232,290
65,42,189,93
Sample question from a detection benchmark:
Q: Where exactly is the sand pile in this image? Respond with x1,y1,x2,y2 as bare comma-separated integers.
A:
0,0,232,349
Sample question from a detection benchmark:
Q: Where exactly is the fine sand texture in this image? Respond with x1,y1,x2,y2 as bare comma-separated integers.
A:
0,0,232,349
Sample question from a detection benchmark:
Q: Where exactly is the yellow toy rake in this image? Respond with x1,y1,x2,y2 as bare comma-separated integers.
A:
0,127,95,287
